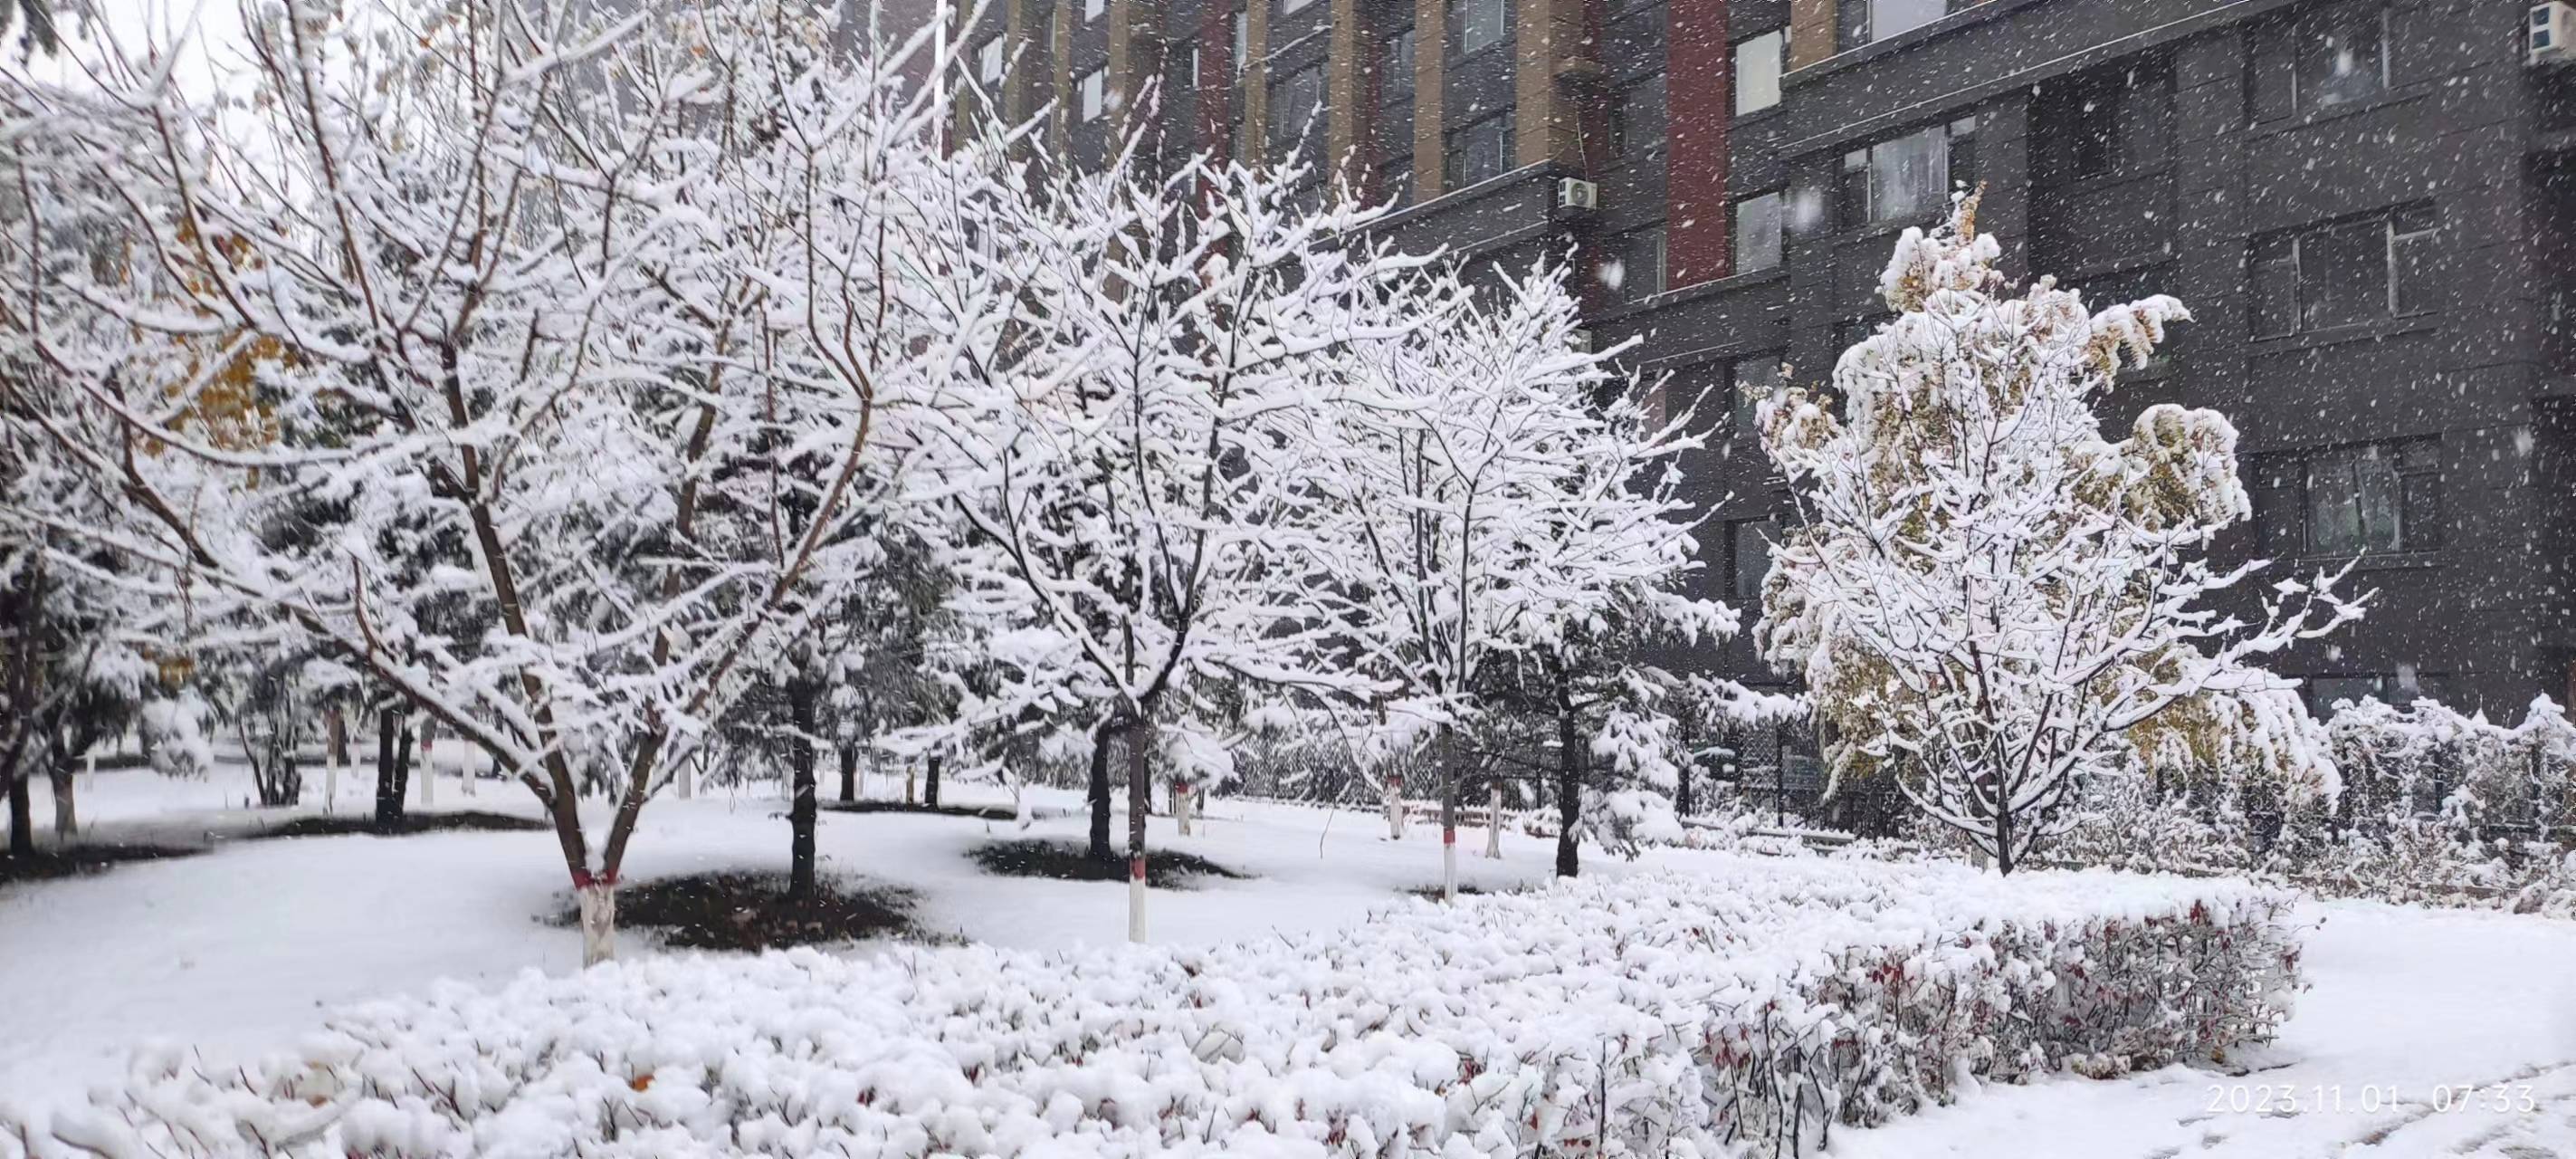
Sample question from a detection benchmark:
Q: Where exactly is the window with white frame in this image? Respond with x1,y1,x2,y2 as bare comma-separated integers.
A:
2248,204,2435,337
1733,191,1783,273
1838,117,1975,228
1734,30,1783,116
2256,437,2443,557
1447,0,1505,55
978,37,1005,87
1079,68,1106,122
2247,2,2389,122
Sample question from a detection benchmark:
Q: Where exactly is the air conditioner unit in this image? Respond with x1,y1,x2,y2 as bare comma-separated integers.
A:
2533,2,2576,63
1568,328,1597,353
1556,177,1599,214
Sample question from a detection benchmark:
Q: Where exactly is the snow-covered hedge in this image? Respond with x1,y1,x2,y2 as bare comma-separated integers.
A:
2049,696,2576,915
0,859,2299,1159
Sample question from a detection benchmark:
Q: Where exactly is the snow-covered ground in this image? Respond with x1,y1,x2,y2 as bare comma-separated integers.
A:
1835,900,2576,1158
2,760,1652,1107
7,761,2576,1156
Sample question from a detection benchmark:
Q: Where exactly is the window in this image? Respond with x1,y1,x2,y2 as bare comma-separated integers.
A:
1282,0,1316,14
2260,438,2442,556
1379,26,1417,105
1839,0,1959,51
2247,4,2389,122
2249,205,2435,337
1839,118,1975,228
1730,518,1776,605
1608,71,1667,158
1079,69,1106,122
2304,672,2438,718
1235,10,1250,75
1614,224,1666,299
1086,0,1105,21
1731,355,1783,434
978,37,1005,87
1449,0,1506,55
1734,191,1784,273
2061,63,2169,179
1734,31,1783,116
1268,62,1323,158
1443,110,1513,187
2388,204,2437,315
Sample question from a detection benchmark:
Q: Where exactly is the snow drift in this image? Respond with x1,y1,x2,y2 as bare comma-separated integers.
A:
0,857,2300,1159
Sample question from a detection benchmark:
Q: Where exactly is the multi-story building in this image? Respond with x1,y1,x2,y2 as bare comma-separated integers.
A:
959,0,2576,793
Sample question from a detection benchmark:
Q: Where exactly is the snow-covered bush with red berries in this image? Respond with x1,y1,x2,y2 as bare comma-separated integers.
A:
0,857,2298,1159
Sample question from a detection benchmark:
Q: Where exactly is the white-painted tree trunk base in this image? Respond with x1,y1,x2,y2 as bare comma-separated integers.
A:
1174,784,1193,837
577,882,617,966
1385,780,1403,840
1442,829,1457,902
905,769,917,805
52,757,81,838
1485,785,1503,858
324,756,339,814
419,736,435,807
1127,858,1146,943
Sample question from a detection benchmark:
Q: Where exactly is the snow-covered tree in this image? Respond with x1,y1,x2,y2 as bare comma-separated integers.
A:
0,95,206,855
1,0,981,960
1754,195,2361,873
1287,262,1741,897
919,145,1399,939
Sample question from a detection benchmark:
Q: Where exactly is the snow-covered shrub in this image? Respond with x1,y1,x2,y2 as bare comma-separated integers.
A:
0,859,2299,1159
2329,695,2574,838
135,692,214,781
2052,769,2262,876
2045,697,2576,915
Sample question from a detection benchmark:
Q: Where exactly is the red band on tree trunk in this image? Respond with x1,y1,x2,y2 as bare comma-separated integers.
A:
1130,857,1146,881
1443,827,1455,845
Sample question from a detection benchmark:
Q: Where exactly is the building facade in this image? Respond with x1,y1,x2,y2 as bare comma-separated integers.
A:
959,0,2576,738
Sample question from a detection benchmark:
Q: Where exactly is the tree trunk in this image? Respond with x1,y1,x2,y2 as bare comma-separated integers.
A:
1555,709,1581,879
1087,723,1114,862
788,737,817,901
1384,769,1404,839
1993,793,2016,876
1173,779,1192,837
1676,746,1695,819
324,707,345,813
6,764,31,857
576,877,617,966
1126,715,1152,943
837,742,858,803
50,740,78,838
1485,781,1503,858
789,686,820,902
1440,729,1459,902
925,753,942,809
417,718,436,807
374,706,409,829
